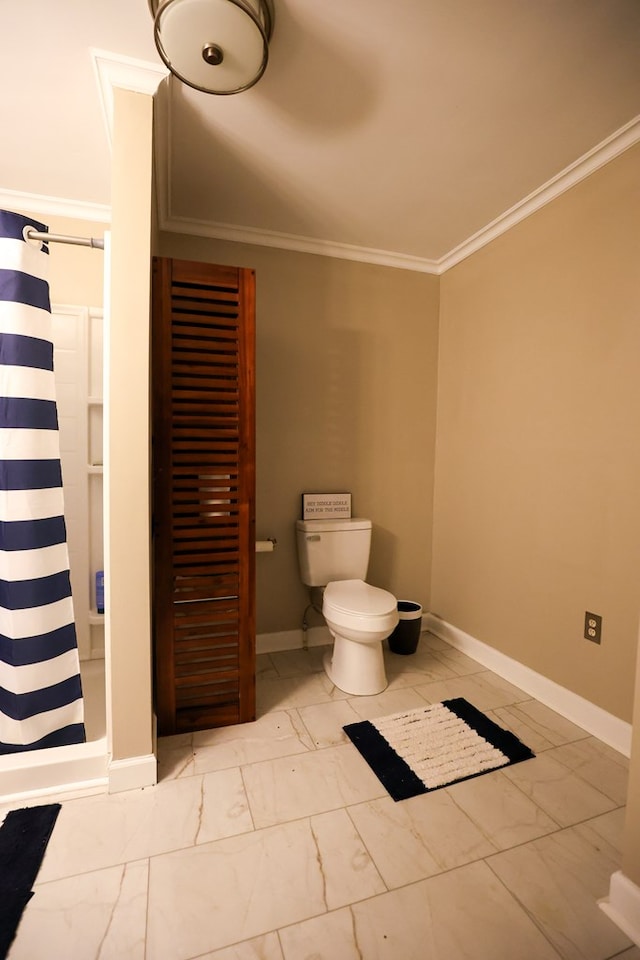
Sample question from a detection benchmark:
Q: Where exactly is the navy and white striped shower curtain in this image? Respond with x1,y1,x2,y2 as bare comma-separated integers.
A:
0,209,85,753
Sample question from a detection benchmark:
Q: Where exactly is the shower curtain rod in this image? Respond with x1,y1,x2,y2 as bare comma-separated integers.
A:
25,228,104,250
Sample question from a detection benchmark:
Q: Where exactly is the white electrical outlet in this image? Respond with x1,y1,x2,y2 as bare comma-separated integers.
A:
584,611,602,644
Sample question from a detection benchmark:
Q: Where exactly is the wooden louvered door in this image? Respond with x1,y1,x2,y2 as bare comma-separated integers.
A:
151,257,256,735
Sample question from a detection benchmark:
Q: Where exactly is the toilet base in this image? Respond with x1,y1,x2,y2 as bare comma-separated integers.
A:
323,635,388,697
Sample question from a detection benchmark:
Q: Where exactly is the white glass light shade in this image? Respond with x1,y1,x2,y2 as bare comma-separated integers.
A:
150,0,273,95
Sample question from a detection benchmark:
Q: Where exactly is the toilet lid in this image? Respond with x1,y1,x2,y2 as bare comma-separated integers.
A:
325,579,397,616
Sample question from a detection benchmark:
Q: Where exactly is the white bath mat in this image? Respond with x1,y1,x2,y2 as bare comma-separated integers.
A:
343,698,534,801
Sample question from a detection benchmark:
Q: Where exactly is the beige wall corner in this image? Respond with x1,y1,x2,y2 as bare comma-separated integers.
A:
157,234,440,635
106,87,155,763
432,143,640,723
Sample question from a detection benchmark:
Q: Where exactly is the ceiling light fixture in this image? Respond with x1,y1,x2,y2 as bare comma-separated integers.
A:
148,0,274,95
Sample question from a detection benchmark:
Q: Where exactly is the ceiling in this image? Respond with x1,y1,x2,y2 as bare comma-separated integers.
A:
2,0,640,271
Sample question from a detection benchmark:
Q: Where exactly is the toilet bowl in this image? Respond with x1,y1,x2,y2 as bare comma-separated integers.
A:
322,579,399,696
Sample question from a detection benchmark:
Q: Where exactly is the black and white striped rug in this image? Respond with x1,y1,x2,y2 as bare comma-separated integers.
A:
343,698,534,801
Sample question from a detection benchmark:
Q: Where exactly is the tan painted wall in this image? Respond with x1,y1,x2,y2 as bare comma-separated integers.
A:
106,87,154,762
157,235,440,634
432,144,640,722
13,212,105,308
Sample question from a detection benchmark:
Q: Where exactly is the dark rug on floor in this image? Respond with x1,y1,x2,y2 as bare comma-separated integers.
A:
344,697,535,801
0,803,61,958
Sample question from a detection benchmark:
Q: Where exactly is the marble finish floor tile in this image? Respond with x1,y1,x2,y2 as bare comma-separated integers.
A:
348,790,498,887
572,808,627,857
296,699,362,748
147,819,325,960
156,733,195,781
196,768,255,843
429,646,487,676
487,824,632,959
447,768,560,849
550,738,630,805
420,630,454,651
384,665,455,692
12,860,148,960
384,644,457,672
242,743,386,827
308,808,387,908
414,669,530,712
199,932,285,960
383,648,458,685
345,685,430,721
349,860,563,959
37,772,248,881
256,653,280,681
297,688,433,746
256,671,350,714
488,699,592,752
279,908,364,960
502,752,618,827
146,811,383,960
191,710,314,774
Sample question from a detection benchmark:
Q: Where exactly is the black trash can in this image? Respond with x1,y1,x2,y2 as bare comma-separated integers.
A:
388,601,423,655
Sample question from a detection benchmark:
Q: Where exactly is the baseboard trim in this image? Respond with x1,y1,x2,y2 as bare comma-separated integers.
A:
108,753,157,794
425,615,632,757
599,871,640,947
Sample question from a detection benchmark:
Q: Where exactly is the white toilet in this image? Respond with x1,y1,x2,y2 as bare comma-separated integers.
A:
295,518,399,695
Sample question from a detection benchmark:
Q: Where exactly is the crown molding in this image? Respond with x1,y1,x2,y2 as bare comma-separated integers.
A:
437,113,640,273
161,113,640,275
0,187,110,224
90,48,168,149
159,212,442,275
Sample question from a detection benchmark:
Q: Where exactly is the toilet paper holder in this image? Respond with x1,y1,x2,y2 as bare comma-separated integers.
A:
256,538,277,553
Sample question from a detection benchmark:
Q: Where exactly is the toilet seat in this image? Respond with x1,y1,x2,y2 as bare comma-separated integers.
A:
324,579,396,617
323,579,398,636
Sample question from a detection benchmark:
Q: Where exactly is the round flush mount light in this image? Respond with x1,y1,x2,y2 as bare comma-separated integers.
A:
148,0,274,95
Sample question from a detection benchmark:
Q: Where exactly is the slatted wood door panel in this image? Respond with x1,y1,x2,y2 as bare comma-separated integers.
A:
152,257,256,734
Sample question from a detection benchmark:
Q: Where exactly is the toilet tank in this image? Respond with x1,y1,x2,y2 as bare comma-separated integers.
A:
295,518,372,587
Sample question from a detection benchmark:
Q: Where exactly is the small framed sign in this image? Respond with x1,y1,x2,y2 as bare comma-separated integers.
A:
302,492,352,520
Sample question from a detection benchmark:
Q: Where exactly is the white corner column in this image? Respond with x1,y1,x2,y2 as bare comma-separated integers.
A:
96,51,167,792
599,620,640,947
600,871,640,947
